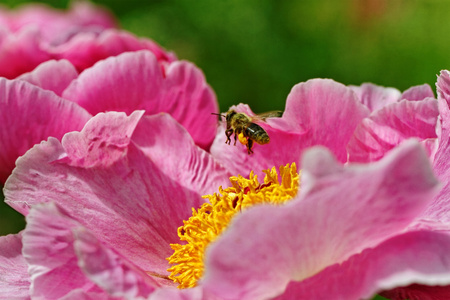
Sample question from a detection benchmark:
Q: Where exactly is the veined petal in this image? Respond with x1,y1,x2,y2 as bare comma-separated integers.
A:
62,50,217,149
348,98,439,162
0,233,30,300
50,29,175,72
131,113,231,195
4,111,227,280
210,79,369,178
23,203,107,299
17,59,78,96
349,82,401,112
401,84,435,101
0,78,91,183
202,140,439,300
277,231,450,300
421,70,450,222
74,227,158,298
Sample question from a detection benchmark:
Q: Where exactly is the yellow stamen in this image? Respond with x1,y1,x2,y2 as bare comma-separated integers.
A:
167,163,300,288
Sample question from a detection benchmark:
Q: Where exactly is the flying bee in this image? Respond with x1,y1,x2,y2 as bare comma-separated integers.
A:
213,110,282,154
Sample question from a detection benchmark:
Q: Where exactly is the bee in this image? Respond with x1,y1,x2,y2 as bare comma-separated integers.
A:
213,110,282,154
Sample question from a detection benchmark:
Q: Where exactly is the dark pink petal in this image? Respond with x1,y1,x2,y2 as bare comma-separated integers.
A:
347,98,439,163
401,84,435,101
0,78,91,183
277,231,450,300
349,83,401,111
74,227,158,298
210,79,369,178
0,233,30,299
2,2,116,39
17,59,78,96
23,203,107,299
381,285,450,300
51,29,176,72
4,111,227,281
202,140,439,299
62,50,217,149
0,27,50,78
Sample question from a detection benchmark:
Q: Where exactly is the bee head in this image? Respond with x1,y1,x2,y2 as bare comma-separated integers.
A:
226,110,237,122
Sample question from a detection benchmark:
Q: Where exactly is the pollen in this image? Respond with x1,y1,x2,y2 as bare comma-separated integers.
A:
238,132,248,145
167,163,300,288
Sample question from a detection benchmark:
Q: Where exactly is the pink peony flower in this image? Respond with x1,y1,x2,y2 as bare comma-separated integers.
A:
3,69,450,299
0,49,218,184
0,1,175,79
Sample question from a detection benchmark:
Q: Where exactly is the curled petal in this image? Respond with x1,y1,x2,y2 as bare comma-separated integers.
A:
5,111,227,279
421,70,450,222
349,82,401,112
17,59,78,96
0,78,91,183
62,50,217,149
51,29,175,72
23,203,106,299
347,98,439,162
278,231,450,300
0,233,30,300
202,140,439,299
401,84,435,101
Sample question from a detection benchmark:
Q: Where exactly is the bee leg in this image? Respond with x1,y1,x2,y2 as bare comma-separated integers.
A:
225,129,233,145
246,138,254,154
233,129,241,146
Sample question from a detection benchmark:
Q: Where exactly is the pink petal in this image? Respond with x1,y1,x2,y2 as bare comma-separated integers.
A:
210,79,369,178
278,231,450,300
4,111,225,280
0,233,30,299
51,29,176,72
349,83,401,111
420,71,450,221
0,78,91,183
0,26,50,78
202,140,439,299
1,2,116,40
347,98,439,163
62,50,217,149
74,227,158,298
59,110,145,168
401,84,435,101
148,287,206,300
17,59,78,96
23,203,107,299
131,113,231,195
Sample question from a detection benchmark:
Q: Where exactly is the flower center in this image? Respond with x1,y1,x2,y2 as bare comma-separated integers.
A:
166,163,300,288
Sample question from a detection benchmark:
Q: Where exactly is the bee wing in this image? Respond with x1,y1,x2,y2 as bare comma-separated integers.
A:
250,110,283,122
